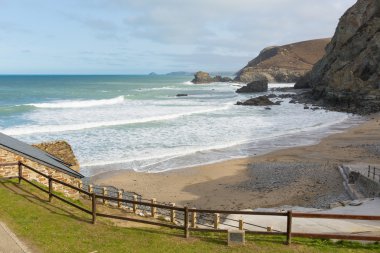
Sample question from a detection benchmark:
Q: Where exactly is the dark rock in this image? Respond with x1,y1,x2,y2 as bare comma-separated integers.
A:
267,94,277,98
236,79,268,93
214,75,233,82
289,99,296,104
304,105,310,109
294,0,380,114
278,94,294,99
265,107,271,110
176,94,188,97
236,96,277,106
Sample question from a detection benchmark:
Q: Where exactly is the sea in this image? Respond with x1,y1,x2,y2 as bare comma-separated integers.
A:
0,75,362,177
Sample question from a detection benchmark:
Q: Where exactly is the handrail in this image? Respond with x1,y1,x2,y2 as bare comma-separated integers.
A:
1,161,380,244
293,212,380,220
95,194,185,211
188,208,288,216
0,162,19,166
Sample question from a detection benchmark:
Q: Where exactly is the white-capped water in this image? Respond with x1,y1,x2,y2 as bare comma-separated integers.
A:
0,76,361,176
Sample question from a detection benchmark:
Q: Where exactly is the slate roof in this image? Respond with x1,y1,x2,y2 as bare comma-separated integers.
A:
0,132,83,178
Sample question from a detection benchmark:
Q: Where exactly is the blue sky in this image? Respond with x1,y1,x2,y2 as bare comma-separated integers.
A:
0,0,356,74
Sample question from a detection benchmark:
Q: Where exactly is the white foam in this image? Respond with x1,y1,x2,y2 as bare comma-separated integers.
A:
3,103,233,136
268,83,295,88
27,96,125,109
182,81,193,85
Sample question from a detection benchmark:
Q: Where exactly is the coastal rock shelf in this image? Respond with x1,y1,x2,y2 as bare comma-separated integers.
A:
236,80,268,93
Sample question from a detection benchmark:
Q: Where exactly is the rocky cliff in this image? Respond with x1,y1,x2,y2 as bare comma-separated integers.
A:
33,140,80,172
295,0,380,114
235,38,330,83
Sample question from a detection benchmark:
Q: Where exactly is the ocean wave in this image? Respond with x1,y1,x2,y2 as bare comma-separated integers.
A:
182,81,193,85
26,96,125,109
3,103,233,135
0,105,35,115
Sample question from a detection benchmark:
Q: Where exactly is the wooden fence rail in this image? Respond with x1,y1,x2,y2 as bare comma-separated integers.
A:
0,162,379,244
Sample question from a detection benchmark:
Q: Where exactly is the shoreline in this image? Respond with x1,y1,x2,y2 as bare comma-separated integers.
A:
91,113,380,210
83,111,362,176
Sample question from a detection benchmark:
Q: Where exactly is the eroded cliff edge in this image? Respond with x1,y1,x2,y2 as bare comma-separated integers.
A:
295,0,380,114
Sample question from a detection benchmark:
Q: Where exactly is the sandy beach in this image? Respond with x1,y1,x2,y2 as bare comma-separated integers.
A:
91,113,380,210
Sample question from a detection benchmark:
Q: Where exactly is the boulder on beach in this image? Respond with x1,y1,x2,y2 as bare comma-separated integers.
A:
236,95,277,106
236,79,268,93
176,94,188,97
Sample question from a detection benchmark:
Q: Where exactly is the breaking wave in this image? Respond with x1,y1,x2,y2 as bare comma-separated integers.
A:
27,96,125,109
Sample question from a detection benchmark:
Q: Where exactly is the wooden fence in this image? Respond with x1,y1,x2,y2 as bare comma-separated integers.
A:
368,165,380,182
1,162,380,244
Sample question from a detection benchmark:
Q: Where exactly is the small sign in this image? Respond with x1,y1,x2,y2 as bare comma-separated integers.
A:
228,230,245,246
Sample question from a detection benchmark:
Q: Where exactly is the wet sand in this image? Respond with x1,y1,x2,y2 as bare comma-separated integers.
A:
91,114,380,210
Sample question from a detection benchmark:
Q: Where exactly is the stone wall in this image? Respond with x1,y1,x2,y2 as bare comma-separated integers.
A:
0,147,81,199
354,172,380,198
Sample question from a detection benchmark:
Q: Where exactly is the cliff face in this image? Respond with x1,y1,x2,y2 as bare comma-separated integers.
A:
235,38,330,83
33,140,80,172
295,0,380,113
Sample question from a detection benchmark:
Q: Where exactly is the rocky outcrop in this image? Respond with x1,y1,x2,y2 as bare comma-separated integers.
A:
33,140,80,172
236,96,277,106
191,71,232,84
236,79,268,93
235,39,330,83
295,0,380,114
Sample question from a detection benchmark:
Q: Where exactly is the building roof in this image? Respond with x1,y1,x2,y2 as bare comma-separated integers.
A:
0,132,83,178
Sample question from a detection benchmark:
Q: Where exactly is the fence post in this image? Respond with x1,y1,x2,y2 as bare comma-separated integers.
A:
18,161,22,184
133,195,138,213
102,187,108,205
92,193,96,224
286,210,293,245
118,190,123,208
151,198,156,218
214,213,220,229
239,219,244,230
48,176,53,202
184,206,189,238
368,165,370,177
373,167,376,180
170,203,176,223
191,208,197,228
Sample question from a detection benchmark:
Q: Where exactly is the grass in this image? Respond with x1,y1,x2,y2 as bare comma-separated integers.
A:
0,179,379,253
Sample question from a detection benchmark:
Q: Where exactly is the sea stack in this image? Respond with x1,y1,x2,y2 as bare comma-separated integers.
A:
191,71,232,84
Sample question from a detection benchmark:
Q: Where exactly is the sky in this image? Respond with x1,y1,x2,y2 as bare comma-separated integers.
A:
0,0,356,74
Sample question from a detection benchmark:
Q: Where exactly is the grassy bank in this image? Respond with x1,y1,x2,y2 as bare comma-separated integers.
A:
0,179,379,253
